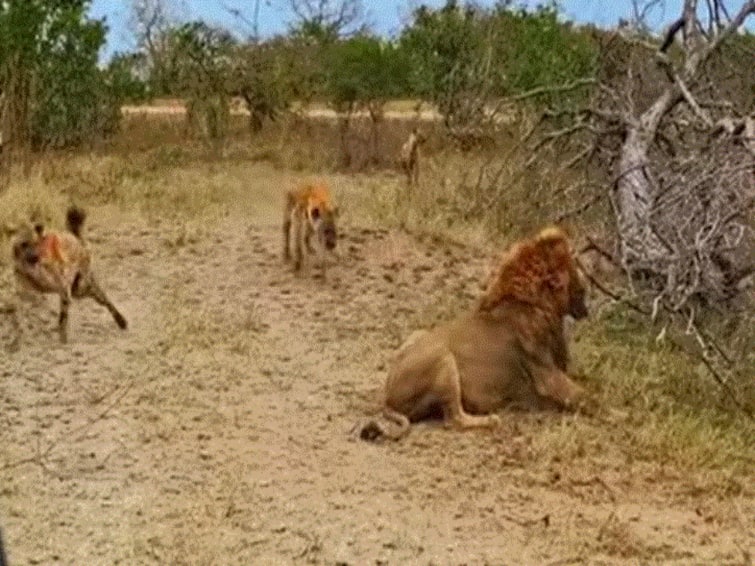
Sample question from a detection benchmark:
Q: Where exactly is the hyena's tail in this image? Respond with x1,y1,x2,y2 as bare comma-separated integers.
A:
66,206,87,238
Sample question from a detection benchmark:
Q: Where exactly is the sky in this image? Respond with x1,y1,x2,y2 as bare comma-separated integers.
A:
89,0,684,61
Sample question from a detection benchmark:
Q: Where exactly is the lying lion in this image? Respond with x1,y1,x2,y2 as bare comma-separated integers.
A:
358,226,589,441
11,206,128,344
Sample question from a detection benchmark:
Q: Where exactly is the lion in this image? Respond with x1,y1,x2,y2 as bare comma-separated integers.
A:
282,180,338,277
11,206,128,344
357,226,589,441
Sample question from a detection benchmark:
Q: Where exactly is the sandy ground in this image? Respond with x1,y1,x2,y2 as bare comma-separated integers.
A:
1,187,753,565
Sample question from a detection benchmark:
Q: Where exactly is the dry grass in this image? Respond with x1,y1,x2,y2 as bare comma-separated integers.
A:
1,109,752,498
158,286,269,357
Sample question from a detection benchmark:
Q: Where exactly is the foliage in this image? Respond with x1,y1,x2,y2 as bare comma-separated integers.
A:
399,1,598,128
104,53,149,104
170,21,236,139
399,1,492,125
490,4,598,108
229,37,300,133
0,0,120,149
324,35,410,115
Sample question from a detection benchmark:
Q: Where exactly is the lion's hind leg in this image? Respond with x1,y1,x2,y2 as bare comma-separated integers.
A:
392,329,430,363
436,353,500,430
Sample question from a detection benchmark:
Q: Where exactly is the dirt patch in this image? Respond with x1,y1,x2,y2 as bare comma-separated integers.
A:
1,198,753,564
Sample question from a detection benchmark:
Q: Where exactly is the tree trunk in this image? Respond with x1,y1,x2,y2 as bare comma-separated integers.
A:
367,103,383,166
615,89,678,269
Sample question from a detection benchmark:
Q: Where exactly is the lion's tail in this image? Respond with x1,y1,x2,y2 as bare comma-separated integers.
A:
354,408,411,442
65,206,87,238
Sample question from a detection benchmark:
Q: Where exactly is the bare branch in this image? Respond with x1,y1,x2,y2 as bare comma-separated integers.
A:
284,0,364,37
701,0,755,61
675,75,713,126
555,192,606,223
508,78,597,102
660,17,684,52
631,0,665,32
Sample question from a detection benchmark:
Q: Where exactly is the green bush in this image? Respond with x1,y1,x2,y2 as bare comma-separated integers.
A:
1,0,124,149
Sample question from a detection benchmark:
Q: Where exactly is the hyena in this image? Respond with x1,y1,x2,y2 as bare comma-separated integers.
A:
399,127,425,187
282,181,338,277
11,206,127,343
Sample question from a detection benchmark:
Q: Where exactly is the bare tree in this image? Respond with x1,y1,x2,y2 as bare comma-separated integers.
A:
283,0,365,39
222,0,273,42
629,0,666,32
533,1,754,308
130,0,184,93
608,0,754,305
527,0,755,414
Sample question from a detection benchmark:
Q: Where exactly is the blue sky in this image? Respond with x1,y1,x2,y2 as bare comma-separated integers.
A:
90,0,682,60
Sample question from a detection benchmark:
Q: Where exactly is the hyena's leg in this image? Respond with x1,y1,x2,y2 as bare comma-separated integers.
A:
292,216,304,271
58,290,72,344
74,274,128,330
304,229,315,253
282,208,292,261
0,302,21,352
318,237,328,279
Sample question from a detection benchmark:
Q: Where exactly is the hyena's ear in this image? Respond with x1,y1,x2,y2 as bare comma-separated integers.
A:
310,207,320,220
1,222,18,239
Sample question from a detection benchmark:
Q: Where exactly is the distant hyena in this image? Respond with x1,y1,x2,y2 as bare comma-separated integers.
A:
11,206,127,343
399,128,425,187
282,181,338,277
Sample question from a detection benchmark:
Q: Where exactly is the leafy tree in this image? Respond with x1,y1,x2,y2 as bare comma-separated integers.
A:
104,53,149,104
229,37,300,134
325,35,411,161
490,4,598,108
170,21,236,140
399,1,497,133
398,1,598,142
0,0,119,152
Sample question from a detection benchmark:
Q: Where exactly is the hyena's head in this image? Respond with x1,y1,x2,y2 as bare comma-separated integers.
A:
11,225,43,266
308,201,338,251
410,128,426,146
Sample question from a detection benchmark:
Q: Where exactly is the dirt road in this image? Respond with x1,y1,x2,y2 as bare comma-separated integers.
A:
1,187,752,564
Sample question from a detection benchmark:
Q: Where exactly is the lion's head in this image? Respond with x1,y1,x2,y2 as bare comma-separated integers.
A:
478,226,588,319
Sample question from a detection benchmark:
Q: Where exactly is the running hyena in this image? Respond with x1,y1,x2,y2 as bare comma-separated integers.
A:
11,206,127,343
